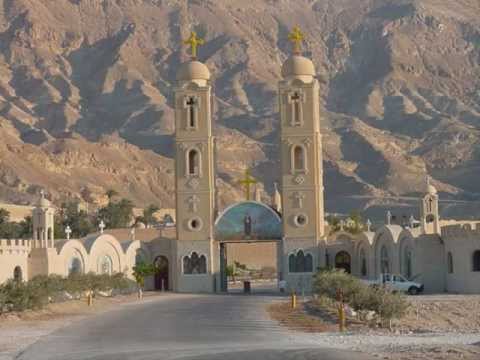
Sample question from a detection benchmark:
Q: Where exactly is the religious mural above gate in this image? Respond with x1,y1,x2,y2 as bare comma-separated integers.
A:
214,201,282,241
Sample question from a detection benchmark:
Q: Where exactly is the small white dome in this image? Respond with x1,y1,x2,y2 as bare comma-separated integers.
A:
176,60,211,81
37,194,51,208
427,183,437,195
281,55,315,78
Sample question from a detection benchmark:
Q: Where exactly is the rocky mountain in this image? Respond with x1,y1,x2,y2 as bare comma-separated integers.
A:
0,0,479,218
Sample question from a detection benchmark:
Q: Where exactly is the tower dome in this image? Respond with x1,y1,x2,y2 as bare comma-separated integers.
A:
176,60,211,82
426,176,437,195
37,191,51,208
281,55,315,78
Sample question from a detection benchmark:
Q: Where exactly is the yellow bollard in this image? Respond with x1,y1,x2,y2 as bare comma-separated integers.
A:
338,302,346,332
291,291,297,309
87,291,93,307
336,288,346,332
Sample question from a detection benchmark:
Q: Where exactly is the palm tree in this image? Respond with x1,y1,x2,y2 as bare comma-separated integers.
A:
105,189,119,202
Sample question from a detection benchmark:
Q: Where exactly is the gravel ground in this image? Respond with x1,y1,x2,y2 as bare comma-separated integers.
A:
269,294,480,359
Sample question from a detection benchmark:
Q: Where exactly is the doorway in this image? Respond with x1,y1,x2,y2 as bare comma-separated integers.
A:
335,251,351,274
154,256,169,291
220,241,280,293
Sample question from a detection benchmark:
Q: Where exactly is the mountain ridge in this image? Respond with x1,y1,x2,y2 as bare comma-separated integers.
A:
0,0,479,218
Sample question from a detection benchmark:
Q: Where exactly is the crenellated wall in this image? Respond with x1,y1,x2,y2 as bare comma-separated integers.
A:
441,222,480,238
0,238,31,284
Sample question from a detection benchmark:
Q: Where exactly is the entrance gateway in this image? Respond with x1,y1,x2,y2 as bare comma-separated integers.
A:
215,201,283,292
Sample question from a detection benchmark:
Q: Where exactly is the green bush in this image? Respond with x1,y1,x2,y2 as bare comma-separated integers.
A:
313,269,409,326
0,273,135,314
313,268,365,303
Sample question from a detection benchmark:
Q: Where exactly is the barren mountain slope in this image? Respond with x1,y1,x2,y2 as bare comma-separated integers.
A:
0,0,479,217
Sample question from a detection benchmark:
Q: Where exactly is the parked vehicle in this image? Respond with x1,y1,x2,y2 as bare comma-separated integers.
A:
363,273,424,295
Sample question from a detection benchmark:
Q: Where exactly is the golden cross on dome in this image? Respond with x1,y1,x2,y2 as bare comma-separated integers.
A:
183,31,204,60
239,169,257,201
288,26,304,55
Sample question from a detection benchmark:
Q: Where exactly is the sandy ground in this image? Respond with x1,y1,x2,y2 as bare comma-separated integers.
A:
268,294,480,360
0,292,168,360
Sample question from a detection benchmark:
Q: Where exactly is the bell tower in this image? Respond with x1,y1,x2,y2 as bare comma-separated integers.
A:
32,190,55,248
173,32,216,292
420,176,440,235
279,27,325,290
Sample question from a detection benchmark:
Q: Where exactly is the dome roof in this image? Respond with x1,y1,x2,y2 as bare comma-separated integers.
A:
176,60,210,81
426,176,437,195
427,183,437,195
37,194,51,208
281,55,315,78
214,201,282,241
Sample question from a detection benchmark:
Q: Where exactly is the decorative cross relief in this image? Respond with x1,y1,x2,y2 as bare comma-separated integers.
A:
287,90,304,127
187,195,200,213
366,219,372,232
99,220,106,234
65,225,72,240
293,192,305,209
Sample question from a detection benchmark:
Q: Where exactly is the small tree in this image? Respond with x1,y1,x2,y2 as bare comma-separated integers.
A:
225,265,238,282
105,189,119,202
132,261,156,299
143,204,160,228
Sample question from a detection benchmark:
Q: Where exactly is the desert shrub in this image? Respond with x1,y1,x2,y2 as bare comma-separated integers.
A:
1,280,46,311
376,288,409,323
313,269,409,326
313,268,365,303
0,273,135,313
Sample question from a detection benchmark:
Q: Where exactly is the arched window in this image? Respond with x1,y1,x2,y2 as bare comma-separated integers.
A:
289,91,303,126
447,252,454,274
360,248,367,277
295,250,305,272
288,250,313,273
185,96,198,130
473,250,480,272
288,253,296,273
13,266,22,282
380,245,390,274
183,252,207,274
98,255,113,275
187,149,200,176
404,248,412,279
68,257,83,276
292,145,306,172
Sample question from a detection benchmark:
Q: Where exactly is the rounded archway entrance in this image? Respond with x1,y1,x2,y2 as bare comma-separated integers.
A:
154,256,169,291
335,251,351,274
13,266,23,282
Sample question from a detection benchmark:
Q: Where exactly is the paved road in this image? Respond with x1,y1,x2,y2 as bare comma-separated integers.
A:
17,294,374,360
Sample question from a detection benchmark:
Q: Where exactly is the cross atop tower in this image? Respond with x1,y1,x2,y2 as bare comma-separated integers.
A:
288,26,305,55
183,31,204,60
239,169,257,201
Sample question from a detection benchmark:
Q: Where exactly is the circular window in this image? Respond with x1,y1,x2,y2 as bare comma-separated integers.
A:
188,217,203,231
294,214,308,227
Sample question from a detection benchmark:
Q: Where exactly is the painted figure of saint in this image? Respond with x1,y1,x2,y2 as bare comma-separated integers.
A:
244,213,252,237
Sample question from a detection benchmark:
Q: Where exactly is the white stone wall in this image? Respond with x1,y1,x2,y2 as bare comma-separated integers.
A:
443,224,480,293
0,239,30,283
